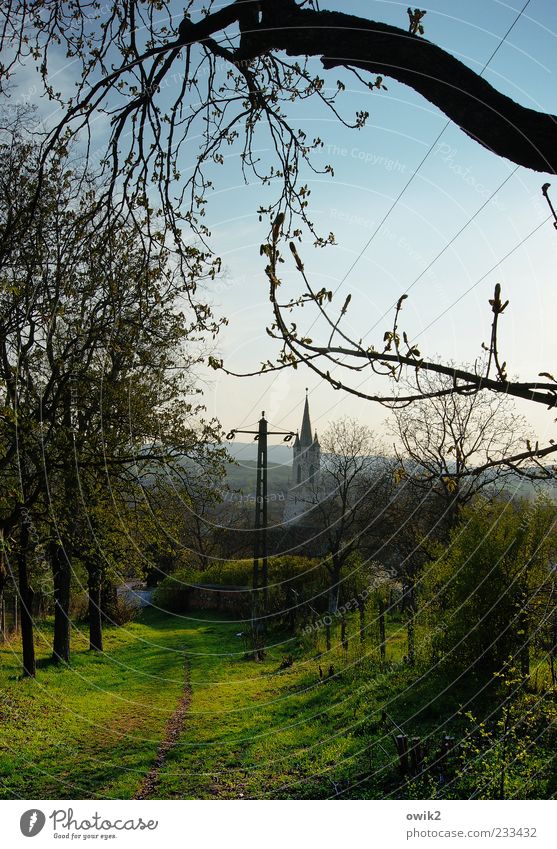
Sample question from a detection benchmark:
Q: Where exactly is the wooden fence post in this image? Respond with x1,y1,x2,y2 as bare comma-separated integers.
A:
394,734,409,775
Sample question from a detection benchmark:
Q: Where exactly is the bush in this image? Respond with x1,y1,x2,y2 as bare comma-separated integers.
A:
152,571,194,612
111,595,140,625
153,556,332,618
420,497,556,674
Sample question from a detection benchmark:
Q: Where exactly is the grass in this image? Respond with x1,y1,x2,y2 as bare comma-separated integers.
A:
151,611,487,800
0,606,413,800
152,616,387,800
0,608,187,799
2,606,553,800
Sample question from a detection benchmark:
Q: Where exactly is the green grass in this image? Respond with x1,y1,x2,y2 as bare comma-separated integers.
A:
151,616,387,800
0,607,413,800
0,608,187,799
2,607,553,800
150,612,482,800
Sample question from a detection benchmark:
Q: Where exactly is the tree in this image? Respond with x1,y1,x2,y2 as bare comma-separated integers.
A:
389,368,530,528
3,2,556,464
373,368,532,665
39,210,226,660
0,123,226,669
305,417,388,647
5,1,556,184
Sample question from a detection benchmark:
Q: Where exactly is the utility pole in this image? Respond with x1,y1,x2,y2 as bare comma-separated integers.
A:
227,413,294,656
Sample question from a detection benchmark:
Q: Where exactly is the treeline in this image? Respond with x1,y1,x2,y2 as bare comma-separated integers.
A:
0,114,227,675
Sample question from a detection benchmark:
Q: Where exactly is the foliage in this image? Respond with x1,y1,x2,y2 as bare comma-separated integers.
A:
420,498,557,674
455,667,557,799
153,555,331,616
0,119,227,669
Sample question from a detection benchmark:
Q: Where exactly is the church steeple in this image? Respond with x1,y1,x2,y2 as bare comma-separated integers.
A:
283,392,321,524
300,389,313,448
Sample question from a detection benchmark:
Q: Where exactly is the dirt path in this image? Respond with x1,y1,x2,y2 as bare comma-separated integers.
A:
134,658,192,800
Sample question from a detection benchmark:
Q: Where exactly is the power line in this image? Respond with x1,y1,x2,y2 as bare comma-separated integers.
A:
319,213,552,422
415,214,550,341
300,0,535,410
334,0,532,294
361,165,519,342
233,0,533,429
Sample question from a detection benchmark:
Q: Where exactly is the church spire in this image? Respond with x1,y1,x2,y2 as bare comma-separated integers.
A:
300,389,313,447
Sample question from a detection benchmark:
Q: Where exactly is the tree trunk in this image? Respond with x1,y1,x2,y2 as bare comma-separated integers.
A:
0,592,4,643
445,495,460,534
52,543,71,664
0,532,5,643
88,565,103,652
17,514,36,677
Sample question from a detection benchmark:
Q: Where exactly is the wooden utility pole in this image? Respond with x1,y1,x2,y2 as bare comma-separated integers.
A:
227,413,294,653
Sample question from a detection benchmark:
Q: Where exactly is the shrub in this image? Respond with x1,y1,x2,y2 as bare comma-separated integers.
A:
420,497,556,674
152,556,332,618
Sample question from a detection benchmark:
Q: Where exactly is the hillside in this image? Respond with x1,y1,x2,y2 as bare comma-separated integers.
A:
225,459,291,496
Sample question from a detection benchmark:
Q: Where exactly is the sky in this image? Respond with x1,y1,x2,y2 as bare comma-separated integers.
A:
12,0,557,462
195,0,557,459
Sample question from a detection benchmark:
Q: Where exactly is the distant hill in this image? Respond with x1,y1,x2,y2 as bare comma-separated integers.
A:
499,473,557,502
225,441,293,465
222,443,557,503
225,459,291,496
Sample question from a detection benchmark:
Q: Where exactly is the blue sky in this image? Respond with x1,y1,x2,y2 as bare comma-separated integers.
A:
13,0,557,456
196,0,557,454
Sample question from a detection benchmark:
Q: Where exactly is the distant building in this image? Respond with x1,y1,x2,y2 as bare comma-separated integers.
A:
283,392,321,523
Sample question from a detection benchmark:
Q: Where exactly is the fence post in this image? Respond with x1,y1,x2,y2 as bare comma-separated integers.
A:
394,734,409,775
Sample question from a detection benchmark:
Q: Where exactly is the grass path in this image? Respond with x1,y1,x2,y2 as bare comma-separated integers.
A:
134,660,192,800
150,614,410,799
1,606,463,799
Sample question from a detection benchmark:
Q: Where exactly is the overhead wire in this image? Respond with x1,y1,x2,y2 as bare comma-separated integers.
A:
228,0,534,430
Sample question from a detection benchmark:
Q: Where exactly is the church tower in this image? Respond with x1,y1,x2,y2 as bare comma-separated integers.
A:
283,392,321,523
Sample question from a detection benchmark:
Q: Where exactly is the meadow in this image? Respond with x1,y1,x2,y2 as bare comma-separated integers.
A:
5,605,549,800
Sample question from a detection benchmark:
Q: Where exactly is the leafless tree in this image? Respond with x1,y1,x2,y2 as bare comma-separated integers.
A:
389,367,532,527
301,417,388,644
